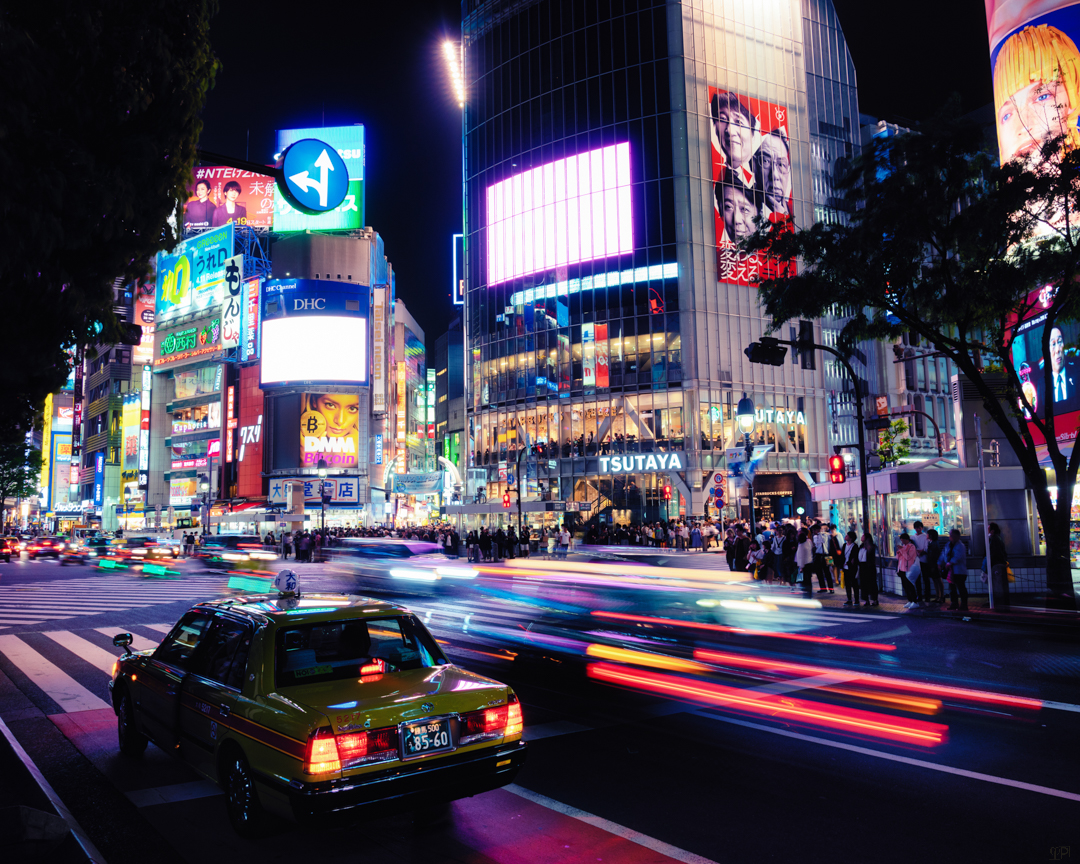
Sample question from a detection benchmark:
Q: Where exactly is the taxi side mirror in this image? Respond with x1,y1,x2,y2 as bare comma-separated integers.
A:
113,633,133,655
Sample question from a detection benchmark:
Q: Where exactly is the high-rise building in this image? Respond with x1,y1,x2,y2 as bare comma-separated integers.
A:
458,0,861,527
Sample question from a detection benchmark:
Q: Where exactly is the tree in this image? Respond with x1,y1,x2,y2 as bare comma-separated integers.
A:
0,434,42,530
0,2,219,433
747,110,1080,606
876,419,911,468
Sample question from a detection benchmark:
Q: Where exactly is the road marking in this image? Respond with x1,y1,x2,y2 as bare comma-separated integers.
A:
693,711,1080,803
1042,699,1080,714
0,635,109,712
126,780,222,808
143,624,173,634
95,627,160,652
505,784,721,864
41,631,121,675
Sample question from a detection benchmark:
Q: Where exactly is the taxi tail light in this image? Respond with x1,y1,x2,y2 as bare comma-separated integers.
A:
359,658,387,676
336,726,398,767
460,694,522,744
305,729,342,774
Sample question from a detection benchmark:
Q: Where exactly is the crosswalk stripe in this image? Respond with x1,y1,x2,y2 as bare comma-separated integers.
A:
143,624,173,634
42,631,121,676
0,634,110,712
95,627,160,652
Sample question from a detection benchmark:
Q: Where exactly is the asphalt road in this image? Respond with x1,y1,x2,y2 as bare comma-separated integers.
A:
0,553,1077,864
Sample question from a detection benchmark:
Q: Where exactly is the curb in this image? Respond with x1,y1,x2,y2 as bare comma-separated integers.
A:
0,715,106,863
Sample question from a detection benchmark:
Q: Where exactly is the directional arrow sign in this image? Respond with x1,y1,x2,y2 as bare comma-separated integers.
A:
281,139,349,214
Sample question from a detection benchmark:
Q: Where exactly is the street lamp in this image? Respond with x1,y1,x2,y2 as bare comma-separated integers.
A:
736,394,757,531
199,474,209,537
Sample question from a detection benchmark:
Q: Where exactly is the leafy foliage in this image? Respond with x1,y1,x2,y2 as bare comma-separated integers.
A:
747,106,1080,602
0,2,219,432
0,433,42,528
876,419,911,467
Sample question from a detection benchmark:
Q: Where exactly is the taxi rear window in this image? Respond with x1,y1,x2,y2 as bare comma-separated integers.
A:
275,615,446,688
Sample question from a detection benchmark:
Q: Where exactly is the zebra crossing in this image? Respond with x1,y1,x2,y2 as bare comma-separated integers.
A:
0,574,232,628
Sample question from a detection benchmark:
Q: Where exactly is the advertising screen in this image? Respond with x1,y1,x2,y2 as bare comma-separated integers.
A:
273,124,365,232
174,365,221,400
155,224,234,322
122,394,141,475
170,477,198,506
260,317,367,385
132,293,156,366
184,166,275,236
1010,286,1080,451
709,87,794,286
486,142,633,286
300,393,360,469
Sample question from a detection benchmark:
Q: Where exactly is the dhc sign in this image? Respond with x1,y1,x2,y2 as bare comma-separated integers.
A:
599,453,683,473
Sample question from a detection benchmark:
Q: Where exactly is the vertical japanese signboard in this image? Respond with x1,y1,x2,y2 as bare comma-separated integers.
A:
241,277,260,361
372,287,387,413
222,255,243,349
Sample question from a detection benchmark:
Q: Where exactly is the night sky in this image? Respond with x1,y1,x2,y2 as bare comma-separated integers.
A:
198,0,992,343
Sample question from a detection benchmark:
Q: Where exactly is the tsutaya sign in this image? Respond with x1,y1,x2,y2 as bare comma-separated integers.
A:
756,408,806,426
599,453,683,473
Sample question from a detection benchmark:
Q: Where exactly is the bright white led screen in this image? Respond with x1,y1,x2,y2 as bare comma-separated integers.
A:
486,142,633,285
260,316,367,385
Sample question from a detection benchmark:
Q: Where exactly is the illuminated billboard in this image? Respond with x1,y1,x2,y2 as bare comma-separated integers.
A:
709,87,795,286
485,142,633,286
155,224,234,322
301,393,360,469
1010,287,1080,452
122,394,141,476
260,279,369,386
261,317,366,385
273,125,365,232
155,314,222,370
132,293,156,366
989,1,1080,167
184,167,275,236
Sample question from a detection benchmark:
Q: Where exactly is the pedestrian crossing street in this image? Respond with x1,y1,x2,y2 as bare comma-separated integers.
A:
0,575,232,628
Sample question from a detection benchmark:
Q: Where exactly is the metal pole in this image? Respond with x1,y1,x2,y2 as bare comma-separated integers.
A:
975,414,994,611
516,447,524,539
744,432,755,531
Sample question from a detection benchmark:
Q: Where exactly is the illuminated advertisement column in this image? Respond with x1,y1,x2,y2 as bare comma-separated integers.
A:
987,1,1080,168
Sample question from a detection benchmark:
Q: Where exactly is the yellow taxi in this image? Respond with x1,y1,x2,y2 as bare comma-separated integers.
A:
108,582,527,836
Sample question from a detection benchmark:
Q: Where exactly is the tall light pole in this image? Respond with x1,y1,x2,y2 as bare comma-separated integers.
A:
736,394,756,531
317,458,328,537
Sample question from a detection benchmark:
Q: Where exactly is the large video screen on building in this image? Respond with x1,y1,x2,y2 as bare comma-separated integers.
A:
709,87,794,286
260,316,367,385
485,142,633,286
1010,286,1080,450
184,167,276,236
300,393,360,469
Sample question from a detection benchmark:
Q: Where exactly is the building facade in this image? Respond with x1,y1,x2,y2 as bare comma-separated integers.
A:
457,0,862,528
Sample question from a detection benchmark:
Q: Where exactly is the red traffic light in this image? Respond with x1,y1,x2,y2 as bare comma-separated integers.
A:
662,485,672,501
502,492,511,508
828,454,846,484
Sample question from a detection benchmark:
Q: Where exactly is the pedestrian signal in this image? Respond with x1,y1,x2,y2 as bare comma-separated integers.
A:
828,454,846,484
662,485,672,501
502,492,511,509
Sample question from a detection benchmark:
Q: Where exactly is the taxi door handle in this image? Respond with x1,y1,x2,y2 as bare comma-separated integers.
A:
219,704,231,718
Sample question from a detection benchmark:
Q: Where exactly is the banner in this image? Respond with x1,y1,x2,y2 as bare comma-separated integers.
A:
372,287,387,413
155,224,234,322
595,323,610,388
268,476,360,504
392,472,444,495
121,394,141,476
582,323,596,388
709,87,795,286
184,166,275,236
241,277,260,361
300,393,360,469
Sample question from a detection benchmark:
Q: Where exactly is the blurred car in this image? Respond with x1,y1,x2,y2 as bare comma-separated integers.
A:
108,591,526,836
197,534,278,570
328,538,476,594
26,537,65,559
111,536,180,561
0,537,19,562
60,537,111,565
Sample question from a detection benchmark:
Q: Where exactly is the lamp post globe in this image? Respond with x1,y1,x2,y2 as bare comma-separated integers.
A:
736,394,757,533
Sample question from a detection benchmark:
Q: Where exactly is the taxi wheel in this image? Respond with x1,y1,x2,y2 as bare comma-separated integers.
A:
117,693,148,757
223,750,264,837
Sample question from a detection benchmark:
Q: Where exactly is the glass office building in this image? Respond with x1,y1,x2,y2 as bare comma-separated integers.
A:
460,0,859,527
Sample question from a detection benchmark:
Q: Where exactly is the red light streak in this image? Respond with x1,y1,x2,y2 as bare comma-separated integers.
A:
587,662,947,746
591,610,897,651
693,648,1042,711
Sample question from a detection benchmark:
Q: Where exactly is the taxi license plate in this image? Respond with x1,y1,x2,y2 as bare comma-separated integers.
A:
402,719,452,757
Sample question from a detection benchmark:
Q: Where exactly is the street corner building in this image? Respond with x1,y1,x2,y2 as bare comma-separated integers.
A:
455,0,859,527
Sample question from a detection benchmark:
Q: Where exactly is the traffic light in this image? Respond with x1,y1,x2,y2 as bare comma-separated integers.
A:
744,337,787,366
864,417,892,431
502,492,511,509
828,454,846,484
662,484,672,501
798,320,815,370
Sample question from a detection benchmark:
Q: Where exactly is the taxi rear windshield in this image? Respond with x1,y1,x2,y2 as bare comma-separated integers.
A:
275,615,446,688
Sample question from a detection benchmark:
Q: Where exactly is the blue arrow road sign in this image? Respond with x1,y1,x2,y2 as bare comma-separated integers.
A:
281,139,349,213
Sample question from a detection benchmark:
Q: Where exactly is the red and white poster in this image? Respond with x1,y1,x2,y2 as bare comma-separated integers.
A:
709,87,795,286
595,323,610,389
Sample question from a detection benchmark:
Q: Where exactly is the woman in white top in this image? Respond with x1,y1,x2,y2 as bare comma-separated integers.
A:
794,528,813,594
